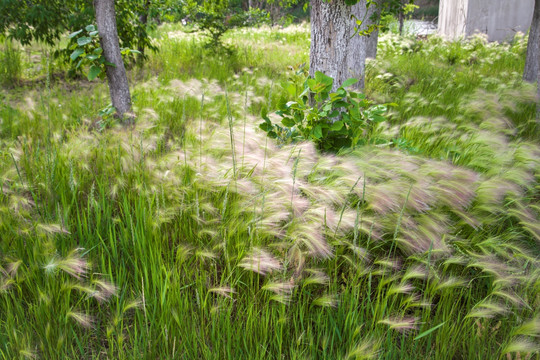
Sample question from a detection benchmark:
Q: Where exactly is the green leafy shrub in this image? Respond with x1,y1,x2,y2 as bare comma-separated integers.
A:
0,0,156,68
68,25,140,80
260,71,388,151
185,0,268,52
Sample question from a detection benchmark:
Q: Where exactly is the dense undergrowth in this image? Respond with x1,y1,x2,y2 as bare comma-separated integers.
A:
0,24,539,359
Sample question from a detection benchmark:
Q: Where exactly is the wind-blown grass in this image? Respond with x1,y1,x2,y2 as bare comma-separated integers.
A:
0,24,538,359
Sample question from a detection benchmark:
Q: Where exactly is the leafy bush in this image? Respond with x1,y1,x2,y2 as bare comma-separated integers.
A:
68,25,141,80
0,0,156,65
260,71,388,151
185,0,268,52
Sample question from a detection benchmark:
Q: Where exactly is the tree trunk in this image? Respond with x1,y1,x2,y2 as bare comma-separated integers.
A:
537,66,540,121
310,0,358,91
139,0,151,25
524,0,540,83
365,0,381,60
398,0,405,35
138,0,152,56
94,0,132,118
347,1,370,90
248,0,253,22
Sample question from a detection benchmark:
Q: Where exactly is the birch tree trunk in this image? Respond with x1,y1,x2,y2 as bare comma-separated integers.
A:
94,0,132,118
524,0,540,83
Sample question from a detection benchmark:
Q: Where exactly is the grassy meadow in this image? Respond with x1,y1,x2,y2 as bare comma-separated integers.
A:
0,23,539,359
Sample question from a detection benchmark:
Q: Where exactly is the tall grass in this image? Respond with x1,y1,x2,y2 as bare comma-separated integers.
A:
0,40,22,87
0,24,538,359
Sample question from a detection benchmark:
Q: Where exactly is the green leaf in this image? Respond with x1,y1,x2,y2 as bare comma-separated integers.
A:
70,48,84,61
414,322,446,341
312,125,323,139
328,110,340,118
89,31,99,37
330,121,344,131
260,122,273,132
285,101,297,109
284,82,296,97
314,71,333,87
299,86,310,98
86,54,99,61
85,24,96,32
342,78,358,87
77,36,92,46
307,78,317,92
261,107,269,120
333,101,349,108
87,65,101,81
282,117,296,127
68,29,83,39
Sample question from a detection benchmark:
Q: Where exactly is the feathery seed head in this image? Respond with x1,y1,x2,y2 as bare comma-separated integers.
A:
239,247,282,275
209,286,236,299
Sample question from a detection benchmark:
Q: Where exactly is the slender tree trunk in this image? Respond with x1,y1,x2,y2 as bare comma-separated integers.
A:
537,66,540,121
524,0,540,83
348,1,369,90
365,0,381,60
248,0,253,23
94,0,132,118
310,0,355,91
138,0,151,56
139,0,151,25
398,0,405,35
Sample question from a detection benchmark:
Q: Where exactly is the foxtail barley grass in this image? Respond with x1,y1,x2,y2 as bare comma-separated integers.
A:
0,24,538,359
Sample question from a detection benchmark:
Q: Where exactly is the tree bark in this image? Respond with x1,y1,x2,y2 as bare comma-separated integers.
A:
398,0,405,35
365,0,381,60
94,0,132,118
347,0,382,90
537,65,540,121
139,0,151,25
524,0,540,83
138,0,152,56
310,0,367,92
347,1,369,90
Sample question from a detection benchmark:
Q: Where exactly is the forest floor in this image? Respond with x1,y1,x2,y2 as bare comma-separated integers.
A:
0,23,539,359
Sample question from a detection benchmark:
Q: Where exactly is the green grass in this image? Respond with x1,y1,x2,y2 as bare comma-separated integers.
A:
0,24,539,359
0,40,22,87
